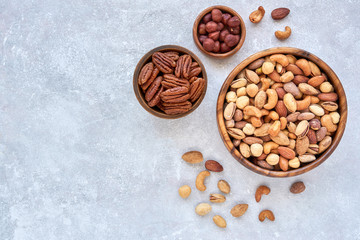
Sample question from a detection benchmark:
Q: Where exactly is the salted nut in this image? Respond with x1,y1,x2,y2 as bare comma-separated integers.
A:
209,193,226,203
275,26,291,40
259,210,275,222
249,6,265,23
195,170,210,191
255,185,270,202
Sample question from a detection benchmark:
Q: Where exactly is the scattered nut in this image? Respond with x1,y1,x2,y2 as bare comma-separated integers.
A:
205,160,224,172
210,193,226,203
255,185,270,202
182,151,203,163
218,180,231,194
178,185,191,199
275,26,291,40
195,170,210,191
230,204,248,217
213,215,227,228
195,203,212,216
249,6,265,23
259,210,275,222
271,8,290,20
290,181,306,194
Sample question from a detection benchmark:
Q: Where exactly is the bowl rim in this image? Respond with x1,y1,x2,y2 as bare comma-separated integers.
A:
133,45,207,119
216,47,348,177
192,5,246,58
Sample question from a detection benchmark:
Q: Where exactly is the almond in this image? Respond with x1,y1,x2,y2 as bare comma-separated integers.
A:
242,137,263,145
308,76,325,87
293,75,309,85
290,181,306,194
205,160,223,172
275,100,287,117
182,151,203,163
271,8,290,20
278,146,295,159
318,92,338,101
298,83,320,95
231,204,249,217
279,156,289,171
307,129,317,144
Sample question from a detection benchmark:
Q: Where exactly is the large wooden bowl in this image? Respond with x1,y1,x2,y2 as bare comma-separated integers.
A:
193,5,246,58
216,47,347,177
133,45,207,119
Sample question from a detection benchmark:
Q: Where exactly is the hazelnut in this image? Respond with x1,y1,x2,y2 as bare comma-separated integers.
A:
222,13,231,25
224,34,240,47
216,22,224,31
227,16,241,28
205,21,218,33
211,9,223,22
213,41,220,53
198,23,206,35
203,13,212,23
219,29,230,41
229,26,240,35
203,38,215,51
209,31,220,41
198,35,207,43
220,42,231,52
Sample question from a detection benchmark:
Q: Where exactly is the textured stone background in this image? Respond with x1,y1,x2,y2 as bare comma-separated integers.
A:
0,0,359,239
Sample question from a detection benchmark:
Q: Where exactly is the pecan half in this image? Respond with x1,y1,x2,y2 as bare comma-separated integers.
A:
152,52,176,74
145,76,162,102
188,62,202,79
164,51,179,61
160,86,190,103
138,62,153,85
148,86,163,107
163,101,192,115
175,54,192,79
162,74,190,89
141,66,159,91
189,78,205,102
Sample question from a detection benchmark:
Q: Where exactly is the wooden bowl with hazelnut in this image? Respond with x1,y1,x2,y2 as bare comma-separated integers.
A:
193,5,246,58
133,45,207,119
216,47,347,177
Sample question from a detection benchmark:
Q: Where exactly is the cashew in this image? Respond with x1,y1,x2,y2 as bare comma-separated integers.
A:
250,117,263,127
255,185,270,202
268,111,279,120
310,96,320,104
196,170,210,191
260,78,270,91
271,83,283,90
264,141,279,154
270,54,289,67
295,59,311,76
280,117,287,130
296,95,311,110
261,109,269,117
244,106,262,118
275,26,291,40
264,89,278,110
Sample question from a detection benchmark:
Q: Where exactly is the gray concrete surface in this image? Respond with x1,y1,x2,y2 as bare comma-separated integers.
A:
0,0,360,239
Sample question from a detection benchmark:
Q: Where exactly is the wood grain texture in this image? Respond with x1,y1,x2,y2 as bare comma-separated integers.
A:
216,47,347,177
133,45,207,119
192,5,246,58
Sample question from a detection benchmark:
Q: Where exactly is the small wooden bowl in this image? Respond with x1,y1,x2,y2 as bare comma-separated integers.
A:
133,45,207,119
193,5,246,58
216,47,347,177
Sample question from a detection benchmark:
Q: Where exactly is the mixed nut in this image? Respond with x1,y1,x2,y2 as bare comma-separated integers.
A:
197,8,242,53
223,54,340,171
179,150,308,228
138,51,205,115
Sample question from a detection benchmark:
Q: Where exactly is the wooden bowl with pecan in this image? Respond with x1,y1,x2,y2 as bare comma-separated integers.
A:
133,45,207,119
216,47,347,177
193,5,246,58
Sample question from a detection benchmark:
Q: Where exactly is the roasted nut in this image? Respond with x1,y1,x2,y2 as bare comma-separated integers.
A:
296,136,309,155
236,96,250,109
298,154,316,163
182,151,203,163
249,6,265,23
240,142,251,158
319,136,332,153
278,146,296,159
289,157,300,168
295,120,309,138
271,8,290,20
231,204,248,217
224,102,236,120
226,91,237,102
210,193,226,203
205,160,223,172
259,210,275,222
211,8,223,22
218,180,231,194
178,185,191,198
283,93,297,113
195,203,211,216
255,185,270,202
264,89,278,110
213,215,227,228
279,156,289,171
243,123,256,135
251,143,264,157
309,119,321,130
275,26,291,40
195,170,210,191
290,181,306,194
266,153,280,165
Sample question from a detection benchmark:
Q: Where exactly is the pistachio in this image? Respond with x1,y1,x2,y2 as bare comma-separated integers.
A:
224,102,236,120
307,144,319,154
231,78,247,88
210,193,226,203
295,120,309,138
227,128,246,140
298,83,320,95
319,136,332,153
298,154,316,163
321,101,338,112
309,119,321,130
245,69,260,84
